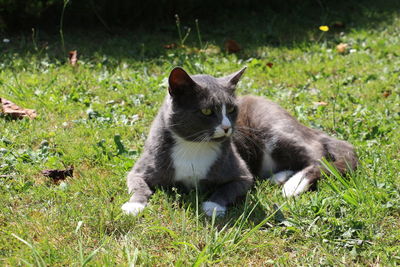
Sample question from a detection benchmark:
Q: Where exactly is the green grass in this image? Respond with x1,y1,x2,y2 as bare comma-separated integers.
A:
1,2,400,265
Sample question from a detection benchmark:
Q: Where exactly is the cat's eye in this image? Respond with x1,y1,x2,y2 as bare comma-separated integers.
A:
227,106,236,113
201,108,213,116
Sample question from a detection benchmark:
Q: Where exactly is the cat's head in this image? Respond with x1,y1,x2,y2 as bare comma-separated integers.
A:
167,67,246,142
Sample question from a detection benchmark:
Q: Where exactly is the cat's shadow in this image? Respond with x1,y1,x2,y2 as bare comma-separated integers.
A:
113,187,277,239
159,185,271,230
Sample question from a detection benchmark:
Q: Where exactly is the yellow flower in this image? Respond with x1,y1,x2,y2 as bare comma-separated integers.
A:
319,25,329,32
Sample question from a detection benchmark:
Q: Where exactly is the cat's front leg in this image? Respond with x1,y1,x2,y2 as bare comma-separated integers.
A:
202,176,253,217
121,172,153,216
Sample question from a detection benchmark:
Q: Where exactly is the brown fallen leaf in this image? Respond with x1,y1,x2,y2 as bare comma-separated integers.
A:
383,90,392,98
224,39,241,53
336,43,349,54
164,43,177,49
313,101,329,106
332,21,345,29
0,97,37,119
42,166,74,182
68,50,78,66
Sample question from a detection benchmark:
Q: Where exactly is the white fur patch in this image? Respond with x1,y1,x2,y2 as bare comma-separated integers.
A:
121,202,146,216
221,105,231,129
213,105,232,138
172,134,221,188
202,201,226,217
213,127,225,138
270,170,295,185
282,170,311,197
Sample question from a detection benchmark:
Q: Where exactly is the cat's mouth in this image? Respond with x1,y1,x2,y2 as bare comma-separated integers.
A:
211,136,230,142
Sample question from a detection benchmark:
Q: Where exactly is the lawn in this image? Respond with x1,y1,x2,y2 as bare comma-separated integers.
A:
1,1,400,266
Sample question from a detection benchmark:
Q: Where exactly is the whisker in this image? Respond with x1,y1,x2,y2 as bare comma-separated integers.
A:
233,130,266,154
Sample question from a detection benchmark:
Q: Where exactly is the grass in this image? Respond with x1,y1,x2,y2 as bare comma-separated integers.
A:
1,1,400,265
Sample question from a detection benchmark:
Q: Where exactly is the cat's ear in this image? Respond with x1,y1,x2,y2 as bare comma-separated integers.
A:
219,67,247,92
168,67,196,97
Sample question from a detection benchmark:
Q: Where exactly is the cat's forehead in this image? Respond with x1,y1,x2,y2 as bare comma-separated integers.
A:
191,74,235,105
191,74,222,89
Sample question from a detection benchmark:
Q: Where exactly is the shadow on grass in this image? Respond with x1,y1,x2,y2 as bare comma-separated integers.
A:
157,185,274,230
109,183,274,238
1,0,399,63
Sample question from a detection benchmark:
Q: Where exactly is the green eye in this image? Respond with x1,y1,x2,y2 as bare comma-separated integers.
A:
227,106,235,113
201,108,213,116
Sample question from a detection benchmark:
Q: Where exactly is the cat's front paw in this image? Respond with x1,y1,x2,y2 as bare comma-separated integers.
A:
202,201,226,217
121,202,146,216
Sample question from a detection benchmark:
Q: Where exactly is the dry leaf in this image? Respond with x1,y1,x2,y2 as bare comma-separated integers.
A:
313,101,328,106
332,21,345,29
68,50,78,66
0,97,37,119
42,166,74,182
336,43,349,54
224,39,241,53
383,90,391,98
266,62,274,68
164,43,177,49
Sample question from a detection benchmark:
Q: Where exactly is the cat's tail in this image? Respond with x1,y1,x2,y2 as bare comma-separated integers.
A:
280,138,358,197
322,137,358,173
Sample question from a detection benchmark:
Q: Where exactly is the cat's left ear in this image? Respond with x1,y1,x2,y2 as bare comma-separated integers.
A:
219,67,247,92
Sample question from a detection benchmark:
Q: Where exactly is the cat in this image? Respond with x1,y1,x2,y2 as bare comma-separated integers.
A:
122,67,253,217
121,67,358,217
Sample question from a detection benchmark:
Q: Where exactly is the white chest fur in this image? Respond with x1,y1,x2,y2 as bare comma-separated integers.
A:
171,134,221,188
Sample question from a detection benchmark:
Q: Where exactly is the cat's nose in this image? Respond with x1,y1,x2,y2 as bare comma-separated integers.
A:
222,125,231,133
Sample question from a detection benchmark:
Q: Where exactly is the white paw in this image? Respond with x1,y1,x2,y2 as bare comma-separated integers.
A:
202,201,226,217
270,170,295,185
282,171,311,197
121,202,146,216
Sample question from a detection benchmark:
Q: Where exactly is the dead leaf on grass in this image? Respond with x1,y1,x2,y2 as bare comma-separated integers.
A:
0,97,37,119
336,43,349,54
164,43,177,49
224,39,241,53
42,166,74,182
382,90,392,98
68,50,78,66
332,21,345,29
313,101,328,106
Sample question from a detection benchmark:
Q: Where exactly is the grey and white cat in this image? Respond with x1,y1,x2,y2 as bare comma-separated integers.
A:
121,67,357,216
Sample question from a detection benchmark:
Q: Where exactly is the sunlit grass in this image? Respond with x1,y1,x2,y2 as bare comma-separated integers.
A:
1,3,400,265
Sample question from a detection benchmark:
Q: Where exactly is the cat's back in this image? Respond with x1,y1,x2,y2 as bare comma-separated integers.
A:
237,95,295,127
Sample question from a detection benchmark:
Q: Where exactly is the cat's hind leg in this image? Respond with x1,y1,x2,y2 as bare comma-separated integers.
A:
270,170,295,185
282,165,320,197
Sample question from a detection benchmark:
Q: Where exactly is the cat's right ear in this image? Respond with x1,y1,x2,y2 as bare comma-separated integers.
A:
168,67,196,97
219,67,247,93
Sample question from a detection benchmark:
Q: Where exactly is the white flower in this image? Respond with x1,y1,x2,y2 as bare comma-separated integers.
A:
3,38,10,43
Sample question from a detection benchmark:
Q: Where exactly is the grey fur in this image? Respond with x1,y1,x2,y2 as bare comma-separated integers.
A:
124,67,252,215
123,67,358,215
233,96,357,186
